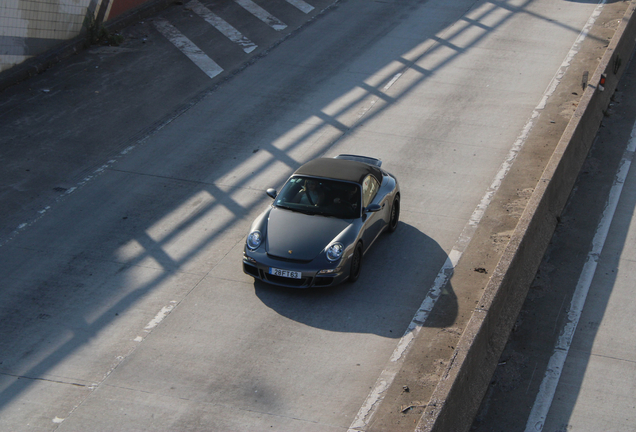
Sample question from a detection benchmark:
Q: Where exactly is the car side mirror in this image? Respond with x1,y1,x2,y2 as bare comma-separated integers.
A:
266,188,277,199
365,203,381,213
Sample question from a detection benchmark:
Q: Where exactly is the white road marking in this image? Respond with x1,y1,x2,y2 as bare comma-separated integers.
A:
537,2,605,112
144,302,177,330
524,98,636,432
347,1,607,430
153,18,224,79
383,73,402,91
284,0,314,14
234,0,287,30
188,0,258,53
353,73,404,121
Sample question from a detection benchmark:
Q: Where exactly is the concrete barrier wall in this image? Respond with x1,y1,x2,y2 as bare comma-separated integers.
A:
0,0,159,74
415,2,636,431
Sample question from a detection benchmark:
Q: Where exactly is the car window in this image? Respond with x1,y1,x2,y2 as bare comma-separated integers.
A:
274,176,361,219
362,175,379,208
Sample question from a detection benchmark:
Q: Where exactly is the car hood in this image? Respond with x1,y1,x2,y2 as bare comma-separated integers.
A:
266,207,351,261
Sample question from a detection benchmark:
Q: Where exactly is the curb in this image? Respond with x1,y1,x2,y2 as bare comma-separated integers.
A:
0,0,175,93
415,2,636,431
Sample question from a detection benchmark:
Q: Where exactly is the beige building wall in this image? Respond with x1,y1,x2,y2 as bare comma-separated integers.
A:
0,0,148,74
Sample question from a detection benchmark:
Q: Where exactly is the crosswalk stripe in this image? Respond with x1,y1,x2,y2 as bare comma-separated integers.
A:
233,0,287,31
188,0,258,53
153,18,223,79
284,0,314,13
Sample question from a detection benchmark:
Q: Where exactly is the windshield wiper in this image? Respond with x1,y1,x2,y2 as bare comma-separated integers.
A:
275,204,305,213
306,210,336,217
276,204,337,217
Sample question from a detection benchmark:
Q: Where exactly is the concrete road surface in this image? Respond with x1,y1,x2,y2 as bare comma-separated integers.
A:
0,0,628,430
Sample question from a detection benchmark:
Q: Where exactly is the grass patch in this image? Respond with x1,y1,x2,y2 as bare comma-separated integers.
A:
83,13,124,48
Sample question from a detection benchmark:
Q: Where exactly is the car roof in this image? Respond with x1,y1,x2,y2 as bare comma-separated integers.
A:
293,158,383,185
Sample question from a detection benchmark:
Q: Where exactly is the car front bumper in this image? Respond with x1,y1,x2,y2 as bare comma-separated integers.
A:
242,250,349,288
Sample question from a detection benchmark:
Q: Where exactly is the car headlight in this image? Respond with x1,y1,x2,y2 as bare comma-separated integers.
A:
326,242,344,262
246,231,262,250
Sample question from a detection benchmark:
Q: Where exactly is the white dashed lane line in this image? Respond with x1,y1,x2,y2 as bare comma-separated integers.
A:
153,18,224,79
233,0,288,30
154,0,302,78
285,0,315,13
188,0,258,53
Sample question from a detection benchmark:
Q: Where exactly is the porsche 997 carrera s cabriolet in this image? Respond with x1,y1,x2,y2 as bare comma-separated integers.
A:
243,154,400,288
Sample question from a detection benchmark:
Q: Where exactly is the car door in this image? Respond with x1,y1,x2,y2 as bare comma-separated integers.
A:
360,174,384,252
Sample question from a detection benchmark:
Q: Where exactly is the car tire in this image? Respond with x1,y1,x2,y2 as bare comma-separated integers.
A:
348,242,363,283
387,194,400,233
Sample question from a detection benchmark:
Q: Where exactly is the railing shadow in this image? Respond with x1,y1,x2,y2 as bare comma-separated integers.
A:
0,0,602,424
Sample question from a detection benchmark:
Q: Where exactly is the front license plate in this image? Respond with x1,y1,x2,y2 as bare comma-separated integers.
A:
269,267,302,279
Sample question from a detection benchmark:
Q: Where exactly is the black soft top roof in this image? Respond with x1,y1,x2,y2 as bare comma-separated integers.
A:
293,158,383,185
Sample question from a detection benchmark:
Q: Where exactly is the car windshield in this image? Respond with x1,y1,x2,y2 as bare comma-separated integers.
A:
274,176,361,219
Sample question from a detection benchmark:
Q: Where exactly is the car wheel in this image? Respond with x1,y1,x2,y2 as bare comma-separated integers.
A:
348,242,363,283
387,195,400,233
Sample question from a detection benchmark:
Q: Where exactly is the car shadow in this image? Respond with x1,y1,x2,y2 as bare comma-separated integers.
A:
254,221,456,338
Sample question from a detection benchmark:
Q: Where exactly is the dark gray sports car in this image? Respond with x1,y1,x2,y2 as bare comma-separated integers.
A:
242,154,400,288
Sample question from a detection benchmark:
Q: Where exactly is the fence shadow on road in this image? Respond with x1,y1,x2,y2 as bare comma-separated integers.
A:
0,0,608,427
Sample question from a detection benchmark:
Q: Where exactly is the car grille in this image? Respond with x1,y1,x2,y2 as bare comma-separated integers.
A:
266,253,312,264
314,277,334,286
